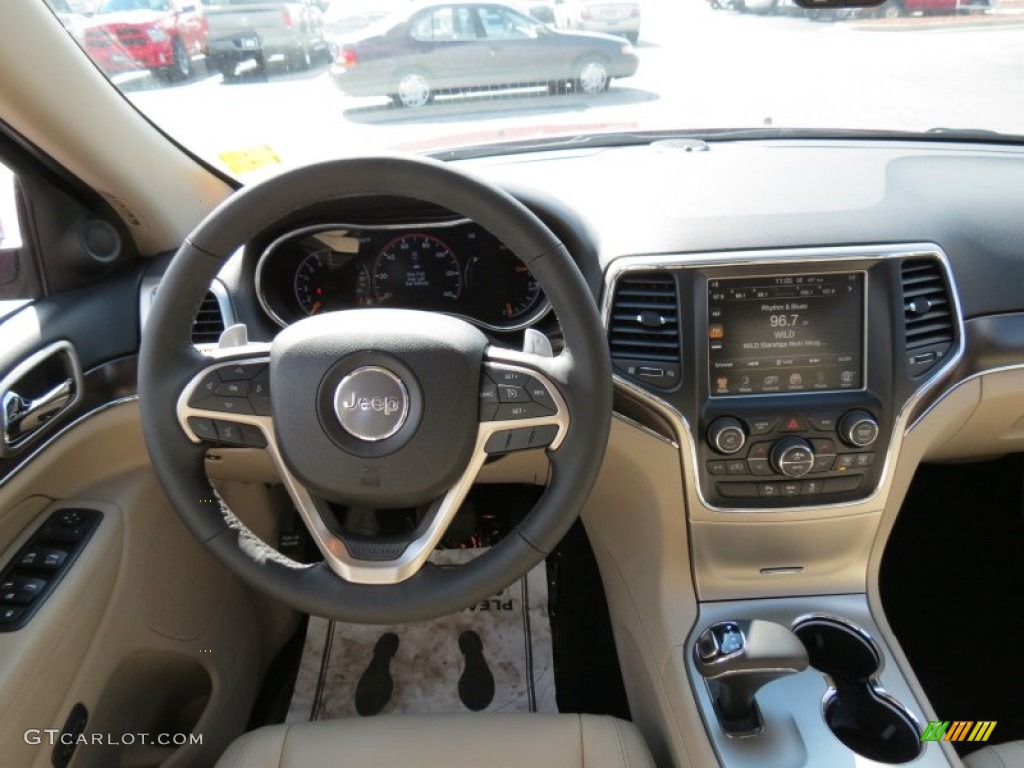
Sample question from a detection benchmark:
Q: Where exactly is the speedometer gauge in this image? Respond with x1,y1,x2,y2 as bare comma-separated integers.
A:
373,234,462,306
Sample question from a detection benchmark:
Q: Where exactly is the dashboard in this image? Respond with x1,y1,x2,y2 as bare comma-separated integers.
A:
174,137,1024,518
254,220,549,332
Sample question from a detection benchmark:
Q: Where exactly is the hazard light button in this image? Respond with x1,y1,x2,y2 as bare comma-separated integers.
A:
779,416,807,432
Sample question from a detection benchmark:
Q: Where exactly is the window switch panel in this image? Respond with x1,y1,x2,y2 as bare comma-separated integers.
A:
0,508,101,632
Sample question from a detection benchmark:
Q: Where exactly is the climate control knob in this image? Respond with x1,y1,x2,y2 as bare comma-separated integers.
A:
771,438,815,478
707,417,746,455
839,410,879,448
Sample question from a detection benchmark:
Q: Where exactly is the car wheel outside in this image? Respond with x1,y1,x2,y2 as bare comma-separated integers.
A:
291,44,312,72
166,37,192,80
395,72,432,108
881,0,903,17
576,58,609,94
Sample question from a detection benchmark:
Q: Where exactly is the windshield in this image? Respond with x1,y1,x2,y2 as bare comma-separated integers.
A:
48,0,1024,177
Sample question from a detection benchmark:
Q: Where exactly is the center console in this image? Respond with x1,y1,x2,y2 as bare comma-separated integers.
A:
602,244,964,768
700,267,884,509
606,246,959,511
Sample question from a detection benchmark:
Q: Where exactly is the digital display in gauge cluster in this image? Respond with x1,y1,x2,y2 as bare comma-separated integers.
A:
707,272,865,396
257,222,547,331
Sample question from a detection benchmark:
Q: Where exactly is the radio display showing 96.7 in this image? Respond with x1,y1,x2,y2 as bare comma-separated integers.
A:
707,273,864,396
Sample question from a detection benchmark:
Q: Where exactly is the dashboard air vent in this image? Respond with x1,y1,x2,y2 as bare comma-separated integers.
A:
608,272,680,387
192,292,226,346
901,258,954,376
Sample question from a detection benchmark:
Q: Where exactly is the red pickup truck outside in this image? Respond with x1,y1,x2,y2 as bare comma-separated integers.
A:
83,0,209,79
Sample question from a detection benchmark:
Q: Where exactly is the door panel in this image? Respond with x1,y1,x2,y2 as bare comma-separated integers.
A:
0,500,122,767
0,401,275,768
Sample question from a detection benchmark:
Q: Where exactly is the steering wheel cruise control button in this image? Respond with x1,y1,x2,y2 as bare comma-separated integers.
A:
524,378,556,410
493,402,554,421
487,370,531,388
498,385,528,403
479,380,498,404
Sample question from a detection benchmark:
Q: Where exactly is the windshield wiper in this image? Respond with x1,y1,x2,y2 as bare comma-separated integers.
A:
429,126,1024,161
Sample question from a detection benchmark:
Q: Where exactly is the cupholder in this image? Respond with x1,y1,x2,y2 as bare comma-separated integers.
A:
794,617,923,765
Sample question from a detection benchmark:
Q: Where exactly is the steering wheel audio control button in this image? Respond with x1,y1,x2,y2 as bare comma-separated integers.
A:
189,371,223,404
220,363,265,381
485,425,557,455
200,396,254,415
528,425,558,448
485,430,512,453
215,381,249,397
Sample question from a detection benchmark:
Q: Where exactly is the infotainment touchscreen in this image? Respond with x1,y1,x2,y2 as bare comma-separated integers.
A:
707,272,864,396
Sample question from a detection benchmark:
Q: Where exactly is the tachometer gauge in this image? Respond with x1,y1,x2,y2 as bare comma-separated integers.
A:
293,250,370,315
372,234,462,306
466,247,544,324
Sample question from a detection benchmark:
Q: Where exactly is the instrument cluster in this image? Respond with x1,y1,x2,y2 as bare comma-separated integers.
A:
255,221,549,331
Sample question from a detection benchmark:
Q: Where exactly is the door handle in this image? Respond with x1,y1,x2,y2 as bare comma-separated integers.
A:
3,379,73,438
0,341,83,456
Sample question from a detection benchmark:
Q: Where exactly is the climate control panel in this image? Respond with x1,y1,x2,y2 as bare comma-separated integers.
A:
702,410,882,507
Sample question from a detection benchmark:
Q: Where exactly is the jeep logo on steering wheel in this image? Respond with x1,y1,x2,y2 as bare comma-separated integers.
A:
333,366,409,442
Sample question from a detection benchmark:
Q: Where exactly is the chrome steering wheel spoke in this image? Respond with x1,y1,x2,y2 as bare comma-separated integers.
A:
172,345,571,586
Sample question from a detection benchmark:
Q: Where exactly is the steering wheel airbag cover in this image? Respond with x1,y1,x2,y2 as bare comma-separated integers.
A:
271,309,487,507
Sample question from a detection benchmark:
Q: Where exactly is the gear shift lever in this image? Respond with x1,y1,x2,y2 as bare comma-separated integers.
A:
693,620,809,734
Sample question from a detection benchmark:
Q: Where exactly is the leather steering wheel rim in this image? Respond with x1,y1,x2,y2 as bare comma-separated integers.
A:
138,155,612,623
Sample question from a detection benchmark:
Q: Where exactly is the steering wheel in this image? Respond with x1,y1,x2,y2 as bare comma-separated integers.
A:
138,156,612,623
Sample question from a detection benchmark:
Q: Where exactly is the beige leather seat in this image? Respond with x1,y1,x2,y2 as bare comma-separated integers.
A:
963,741,1024,768
216,714,655,768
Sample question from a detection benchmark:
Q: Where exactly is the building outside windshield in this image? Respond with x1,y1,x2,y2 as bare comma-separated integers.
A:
38,0,1024,178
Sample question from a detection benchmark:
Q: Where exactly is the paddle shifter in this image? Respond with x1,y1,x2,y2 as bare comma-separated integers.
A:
693,620,809,734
